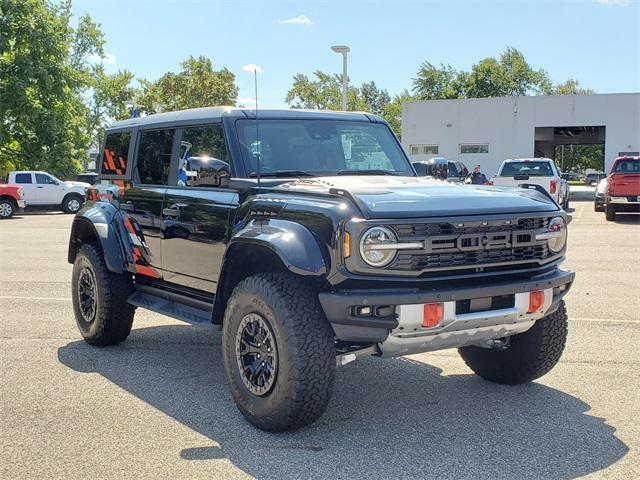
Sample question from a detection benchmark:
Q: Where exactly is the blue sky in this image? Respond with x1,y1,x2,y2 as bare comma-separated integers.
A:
73,0,639,108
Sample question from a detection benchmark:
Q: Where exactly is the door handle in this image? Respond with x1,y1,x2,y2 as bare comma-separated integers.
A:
120,202,135,211
162,208,180,217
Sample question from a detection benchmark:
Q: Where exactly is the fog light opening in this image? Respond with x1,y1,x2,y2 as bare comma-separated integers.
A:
527,290,544,313
422,303,444,328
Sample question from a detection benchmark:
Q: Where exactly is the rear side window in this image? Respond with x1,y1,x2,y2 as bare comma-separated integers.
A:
102,131,131,176
14,173,32,183
136,128,175,185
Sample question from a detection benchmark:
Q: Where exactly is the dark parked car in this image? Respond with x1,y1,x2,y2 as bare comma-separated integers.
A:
412,157,469,182
68,107,574,432
585,172,607,186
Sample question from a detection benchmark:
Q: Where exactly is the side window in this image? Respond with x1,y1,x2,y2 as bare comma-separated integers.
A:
179,124,229,187
457,162,469,177
447,162,458,178
102,131,131,175
35,173,56,185
136,128,175,185
14,173,32,184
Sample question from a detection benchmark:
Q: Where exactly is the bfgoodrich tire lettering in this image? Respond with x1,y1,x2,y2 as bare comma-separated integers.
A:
222,272,335,432
72,242,135,345
458,301,568,384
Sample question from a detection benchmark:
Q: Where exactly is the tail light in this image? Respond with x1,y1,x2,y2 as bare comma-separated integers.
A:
550,179,557,194
422,303,444,328
487,180,494,186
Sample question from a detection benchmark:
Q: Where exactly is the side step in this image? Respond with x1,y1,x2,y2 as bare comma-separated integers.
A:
128,291,212,325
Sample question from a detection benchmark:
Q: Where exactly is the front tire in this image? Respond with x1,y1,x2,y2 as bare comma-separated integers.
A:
0,199,16,219
62,194,83,214
605,204,616,221
222,273,336,432
72,242,135,346
458,301,568,384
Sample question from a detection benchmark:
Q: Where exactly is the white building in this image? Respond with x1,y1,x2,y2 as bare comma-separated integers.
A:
401,93,640,176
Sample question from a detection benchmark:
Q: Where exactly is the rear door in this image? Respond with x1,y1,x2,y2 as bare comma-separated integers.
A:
13,173,36,204
161,123,239,292
121,127,178,280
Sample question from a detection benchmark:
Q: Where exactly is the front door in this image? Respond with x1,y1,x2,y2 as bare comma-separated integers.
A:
34,173,61,204
160,123,238,292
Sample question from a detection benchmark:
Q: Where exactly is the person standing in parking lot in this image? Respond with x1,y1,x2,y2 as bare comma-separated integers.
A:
466,164,488,185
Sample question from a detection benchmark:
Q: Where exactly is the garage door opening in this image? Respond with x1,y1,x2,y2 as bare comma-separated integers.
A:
534,126,606,173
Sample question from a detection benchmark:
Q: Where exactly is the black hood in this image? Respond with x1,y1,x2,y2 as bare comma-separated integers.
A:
275,176,558,219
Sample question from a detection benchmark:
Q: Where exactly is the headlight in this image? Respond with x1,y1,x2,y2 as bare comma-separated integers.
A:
359,226,398,267
546,216,567,253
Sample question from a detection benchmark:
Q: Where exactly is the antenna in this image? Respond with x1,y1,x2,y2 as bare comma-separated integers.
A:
254,68,260,187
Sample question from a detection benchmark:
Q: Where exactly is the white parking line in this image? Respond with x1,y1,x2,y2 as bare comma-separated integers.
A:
0,296,69,302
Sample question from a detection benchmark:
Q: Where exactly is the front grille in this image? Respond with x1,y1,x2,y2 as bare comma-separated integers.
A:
389,216,552,274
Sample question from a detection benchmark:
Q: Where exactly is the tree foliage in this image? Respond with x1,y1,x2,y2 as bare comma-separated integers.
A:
554,144,603,172
137,56,238,114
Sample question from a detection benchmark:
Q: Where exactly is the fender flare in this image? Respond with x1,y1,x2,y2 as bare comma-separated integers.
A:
68,203,129,274
226,218,327,277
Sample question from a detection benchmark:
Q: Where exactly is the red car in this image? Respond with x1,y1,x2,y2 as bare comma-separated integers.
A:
0,183,26,219
605,156,640,221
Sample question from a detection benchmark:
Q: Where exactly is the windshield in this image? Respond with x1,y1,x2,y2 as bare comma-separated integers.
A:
614,160,640,173
236,119,414,177
500,161,554,177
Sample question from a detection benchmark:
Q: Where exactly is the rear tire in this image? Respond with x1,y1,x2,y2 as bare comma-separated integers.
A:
72,242,135,345
222,272,336,432
605,204,616,221
62,194,83,214
458,301,568,384
0,199,16,219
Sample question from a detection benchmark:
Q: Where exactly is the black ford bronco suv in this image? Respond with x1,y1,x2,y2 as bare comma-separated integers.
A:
68,107,574,432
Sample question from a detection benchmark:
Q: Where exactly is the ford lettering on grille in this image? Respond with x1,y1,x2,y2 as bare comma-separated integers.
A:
425,230,537,254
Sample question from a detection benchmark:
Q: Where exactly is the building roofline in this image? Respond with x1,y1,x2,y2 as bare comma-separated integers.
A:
404,92,640,106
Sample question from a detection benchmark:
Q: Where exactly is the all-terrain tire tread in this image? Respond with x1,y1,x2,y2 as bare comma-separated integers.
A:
73,242,135,346
223,272,335,432
458,301,568,384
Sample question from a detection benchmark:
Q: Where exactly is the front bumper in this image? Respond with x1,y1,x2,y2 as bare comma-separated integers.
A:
17,200,26,209
318,268,575,347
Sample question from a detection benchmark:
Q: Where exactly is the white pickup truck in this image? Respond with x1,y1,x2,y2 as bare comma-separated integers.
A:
491,158,569,209
7,171,90,213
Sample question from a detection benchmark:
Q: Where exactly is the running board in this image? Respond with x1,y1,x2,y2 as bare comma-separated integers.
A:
127,291,212,325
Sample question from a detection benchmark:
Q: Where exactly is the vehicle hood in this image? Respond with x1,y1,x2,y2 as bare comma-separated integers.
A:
275,176,558,219
63,181,91,188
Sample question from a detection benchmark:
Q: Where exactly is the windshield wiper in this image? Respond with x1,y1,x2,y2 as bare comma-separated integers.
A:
249,170,315,178
336,169,399,176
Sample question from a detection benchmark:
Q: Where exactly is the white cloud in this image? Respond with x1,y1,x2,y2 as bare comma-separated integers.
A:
242,64,263,74
87,52,117,65
278,14,314,25
597,0,630,6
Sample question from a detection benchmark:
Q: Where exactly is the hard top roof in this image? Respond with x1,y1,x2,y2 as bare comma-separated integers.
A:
108,107,379,130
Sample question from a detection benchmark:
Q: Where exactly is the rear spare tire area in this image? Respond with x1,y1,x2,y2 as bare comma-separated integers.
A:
0,198,16,219
222,272,336,432
458,301,568,384
72,242,135,346
62,193,84,214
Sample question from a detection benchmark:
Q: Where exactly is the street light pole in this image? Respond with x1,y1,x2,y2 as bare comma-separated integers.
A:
331,45,350,111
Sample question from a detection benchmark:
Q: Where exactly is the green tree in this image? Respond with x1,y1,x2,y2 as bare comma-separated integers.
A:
360,81,391,115
382,90,418,138
0,0,104,177
412,62,464,100
552,79,595,96
137,56,238,114
285,71,348,110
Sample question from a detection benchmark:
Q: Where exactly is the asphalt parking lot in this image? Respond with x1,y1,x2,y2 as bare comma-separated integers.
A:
1,201,639,479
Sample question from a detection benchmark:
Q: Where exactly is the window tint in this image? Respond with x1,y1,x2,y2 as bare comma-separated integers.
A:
614,160,640,173
448,162,459,177
501,161,554,177
102,131,131,175
35,173,57,184
457,162,469,177
14,173,32,184
137,129,175,185
460,144,489,154
179,124,230,187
